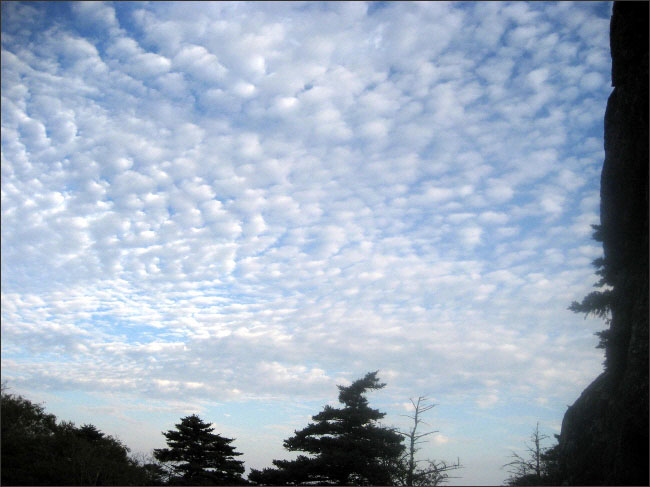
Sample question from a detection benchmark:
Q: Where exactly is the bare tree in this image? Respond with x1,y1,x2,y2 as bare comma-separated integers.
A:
129,451,170,485
396,396,462,486
502,422,550,485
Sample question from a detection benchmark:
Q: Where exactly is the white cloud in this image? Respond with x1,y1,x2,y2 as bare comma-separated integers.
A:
479,211,509,225
1,2,612,484
476,393,499,409
484,179,515,204
580,71,605,91
72,2,119,32
539,191,566,216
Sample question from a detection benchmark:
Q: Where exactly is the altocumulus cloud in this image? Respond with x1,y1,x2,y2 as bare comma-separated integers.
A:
1,1,612,484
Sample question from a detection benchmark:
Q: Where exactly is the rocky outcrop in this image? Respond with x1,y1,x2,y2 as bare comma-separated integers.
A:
557,2,648,485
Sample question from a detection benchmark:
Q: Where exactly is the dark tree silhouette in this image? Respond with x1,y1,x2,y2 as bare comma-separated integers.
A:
1,385,154,485
502,423,559,486
154,414,246,485
1,386,58,485
569,226,614,352
248,371,405,485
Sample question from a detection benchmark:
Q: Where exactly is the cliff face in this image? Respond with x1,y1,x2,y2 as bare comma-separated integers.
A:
557,2,648,485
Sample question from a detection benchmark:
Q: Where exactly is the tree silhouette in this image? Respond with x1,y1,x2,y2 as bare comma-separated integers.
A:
154,414,245,485
502,423,559,486
569,225,614,353
249,371,404,485
1,385,154,485
395,396,462,486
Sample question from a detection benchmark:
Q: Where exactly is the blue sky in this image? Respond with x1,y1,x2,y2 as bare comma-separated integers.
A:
1,1,612,484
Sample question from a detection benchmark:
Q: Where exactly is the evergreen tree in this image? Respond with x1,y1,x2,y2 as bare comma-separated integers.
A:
249,371,405,485
568,224,614,354
154,414,246,485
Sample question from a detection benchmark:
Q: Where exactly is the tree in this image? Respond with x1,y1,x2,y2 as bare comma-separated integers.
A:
568,225,614,355
51,421,149,485
1,385,152,485
1,386,58,485
154,414,246,485
248,371,405,485
129,451,169,485
502,423,559,486
394,396,462,486
538,440,561,486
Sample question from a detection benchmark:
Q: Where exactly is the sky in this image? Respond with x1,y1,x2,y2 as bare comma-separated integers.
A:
1,1,613,484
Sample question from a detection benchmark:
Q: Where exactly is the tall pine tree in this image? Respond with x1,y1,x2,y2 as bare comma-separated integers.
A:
154,414,245,485
249,371,404,485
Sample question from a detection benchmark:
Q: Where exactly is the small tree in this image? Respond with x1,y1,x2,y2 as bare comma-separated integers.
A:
249,371,405,485
395,396,462,486
568,225,614,357
502,423,558,486
130,451,169,485
154,414,245,485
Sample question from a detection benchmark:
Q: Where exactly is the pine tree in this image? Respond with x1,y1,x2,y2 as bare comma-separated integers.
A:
154,414,245,485
249,371,405,485
568,225,614,354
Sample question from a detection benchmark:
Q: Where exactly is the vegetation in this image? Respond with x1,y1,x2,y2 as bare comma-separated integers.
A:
1,385,162,485
502,423,560,486
153,414,246,485
9,377,580,486
248,371,405,485
568,224,614,352
394,396,462,486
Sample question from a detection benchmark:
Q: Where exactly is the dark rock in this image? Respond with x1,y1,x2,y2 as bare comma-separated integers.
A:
557,2,649,485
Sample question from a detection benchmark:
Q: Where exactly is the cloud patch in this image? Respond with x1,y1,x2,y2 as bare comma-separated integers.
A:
1,2,613,485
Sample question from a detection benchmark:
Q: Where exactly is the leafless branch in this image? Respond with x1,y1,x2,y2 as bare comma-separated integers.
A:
397,396,462,486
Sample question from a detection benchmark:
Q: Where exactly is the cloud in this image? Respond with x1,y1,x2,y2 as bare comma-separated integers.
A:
459,225,483,248
172,44,227,83
71,1,120,33
476,393,499,409
1,2,613,484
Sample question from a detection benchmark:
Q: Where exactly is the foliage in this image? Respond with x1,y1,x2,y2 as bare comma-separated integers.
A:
502,424,560,486
130,451,170,485
1,385,155,485
248,371,405,485
153,414,246,485
393,458,463,487
1,387,58,485
393,396,462,486
568,225,614,350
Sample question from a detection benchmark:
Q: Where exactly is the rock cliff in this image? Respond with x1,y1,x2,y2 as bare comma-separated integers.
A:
557,2,648,485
